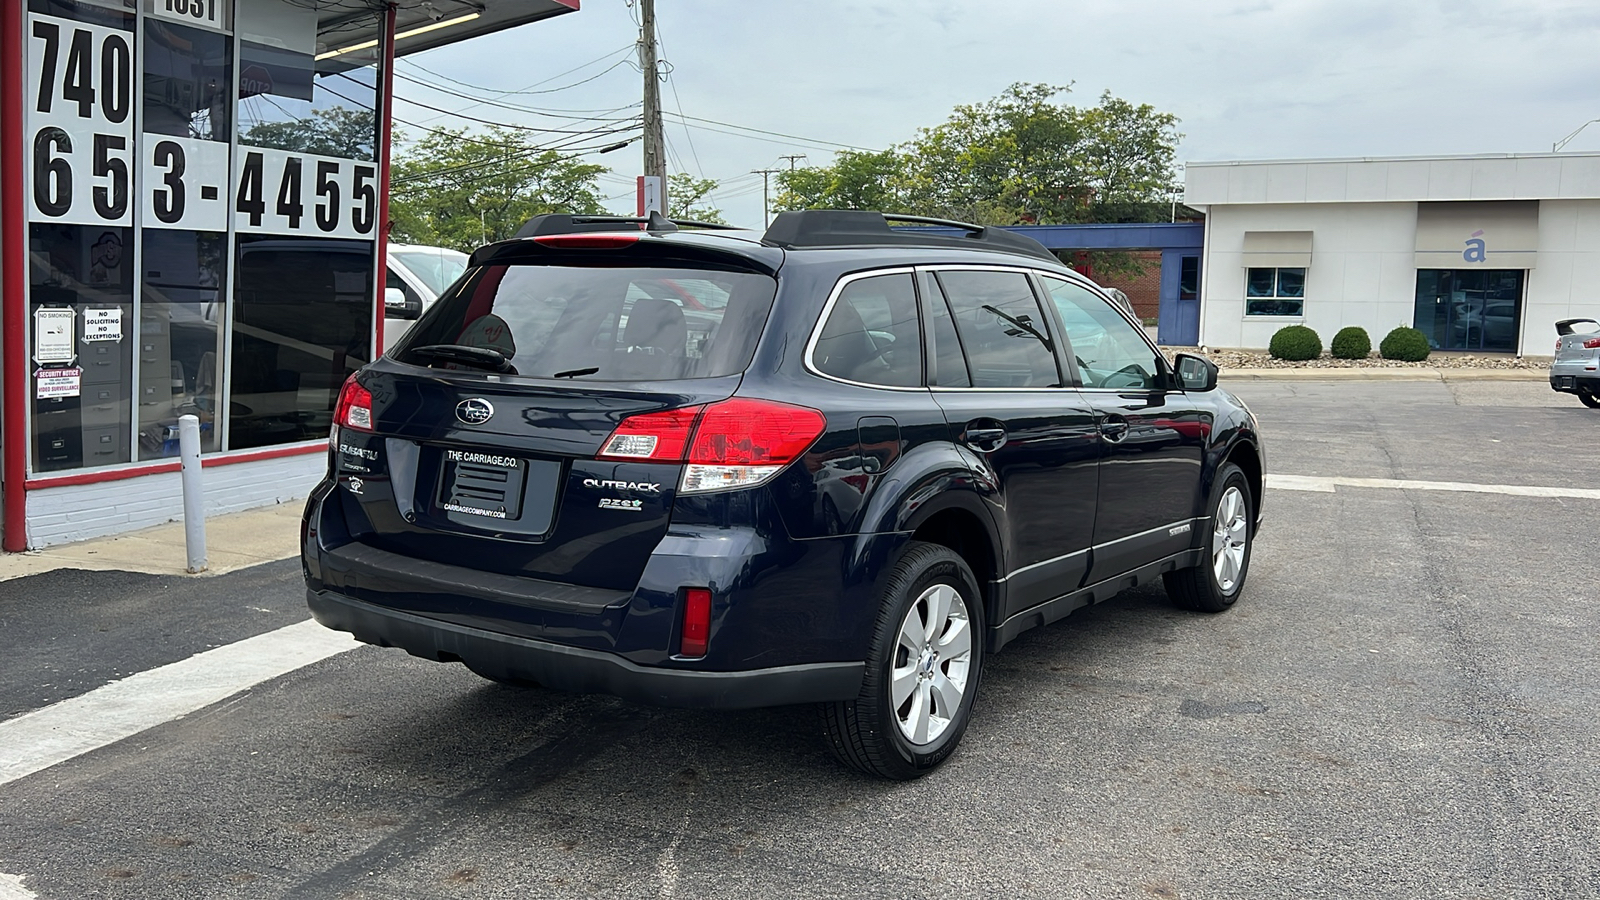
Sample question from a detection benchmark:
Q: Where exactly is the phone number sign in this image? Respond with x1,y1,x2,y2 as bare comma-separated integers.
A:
26,12,136,227
27,10,379,240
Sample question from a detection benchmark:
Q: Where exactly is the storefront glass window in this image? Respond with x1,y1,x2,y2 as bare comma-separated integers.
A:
28,224,137,471
229,235,373,449
137,229,226,458
1412,269,1523,353
143,19,233,141
237,1,379,161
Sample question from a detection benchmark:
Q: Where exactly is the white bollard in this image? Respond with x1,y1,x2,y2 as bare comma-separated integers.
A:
178,414,207,574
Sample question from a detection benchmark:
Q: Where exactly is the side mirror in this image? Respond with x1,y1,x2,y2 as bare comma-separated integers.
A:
1173,352,1218,392
384,287,422,320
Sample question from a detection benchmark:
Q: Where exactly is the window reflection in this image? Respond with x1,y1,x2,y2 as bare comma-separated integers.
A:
236,1,379,161
143,19,232,141
138,229,225,458
229,236,373,449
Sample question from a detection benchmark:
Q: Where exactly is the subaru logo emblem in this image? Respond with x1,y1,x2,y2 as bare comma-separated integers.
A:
455,398,494,426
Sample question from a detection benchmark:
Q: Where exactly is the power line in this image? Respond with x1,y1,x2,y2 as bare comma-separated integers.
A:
662,112,877,152
392,70,642,122
397,46,636,98
393,91,643,135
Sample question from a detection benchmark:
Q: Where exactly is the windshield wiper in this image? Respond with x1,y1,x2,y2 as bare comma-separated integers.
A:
551,366,600,379
408,344,516,374
982,305,1054,352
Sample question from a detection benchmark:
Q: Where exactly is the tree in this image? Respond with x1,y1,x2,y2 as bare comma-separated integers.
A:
773,150,909,213
773,83,1182,227
668,174,728,224
388,126,607,252
242,107,376,160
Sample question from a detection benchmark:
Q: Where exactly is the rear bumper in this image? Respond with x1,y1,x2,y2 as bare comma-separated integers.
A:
1549,372,1600,395
307,588,865,709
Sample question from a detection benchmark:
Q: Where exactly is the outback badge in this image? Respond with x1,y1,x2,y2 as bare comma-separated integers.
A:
455,398,494,426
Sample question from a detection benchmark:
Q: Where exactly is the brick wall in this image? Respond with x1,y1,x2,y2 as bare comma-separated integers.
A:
26,451,326,548
1090,250,1165,321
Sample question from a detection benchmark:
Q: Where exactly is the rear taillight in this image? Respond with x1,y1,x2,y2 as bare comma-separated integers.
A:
598,405,703,461
680,587,712,658
333,376,374,432
682,398,826,493
597,397,826,494
1584,338,1600,349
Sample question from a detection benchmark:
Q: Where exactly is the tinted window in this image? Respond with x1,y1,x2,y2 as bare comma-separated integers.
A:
934,271,1059,388
813,273,922,386
397,266,777,381
923,272,970,388
1042,276,1163,391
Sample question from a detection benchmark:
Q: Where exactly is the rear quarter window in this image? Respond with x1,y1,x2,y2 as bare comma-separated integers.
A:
394,265,777,381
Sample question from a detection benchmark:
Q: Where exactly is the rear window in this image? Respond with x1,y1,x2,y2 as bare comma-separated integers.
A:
394,265,777,380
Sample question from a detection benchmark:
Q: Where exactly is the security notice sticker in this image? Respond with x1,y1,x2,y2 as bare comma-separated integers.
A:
83,307,123,342
36,367,82,399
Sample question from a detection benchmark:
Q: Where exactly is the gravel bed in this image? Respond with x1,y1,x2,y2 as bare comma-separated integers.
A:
1163,347,1548,370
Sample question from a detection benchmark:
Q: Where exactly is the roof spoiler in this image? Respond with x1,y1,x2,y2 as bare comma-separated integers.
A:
513,212,739,238
761,210,1057,262
1556,318,1600,335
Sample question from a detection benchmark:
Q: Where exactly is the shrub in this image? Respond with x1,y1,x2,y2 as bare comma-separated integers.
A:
1379,326,1431,362
1330,326,1372,360
1268,325,1322,361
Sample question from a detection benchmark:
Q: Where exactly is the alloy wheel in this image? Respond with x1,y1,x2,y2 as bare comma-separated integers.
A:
1212,486,1249,593
891,583,974,746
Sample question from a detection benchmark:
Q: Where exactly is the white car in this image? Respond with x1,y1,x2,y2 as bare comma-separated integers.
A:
1551,318,1600,408
383,244,469,351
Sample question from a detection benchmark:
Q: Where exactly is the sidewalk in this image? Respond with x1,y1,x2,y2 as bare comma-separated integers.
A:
0,502,302,582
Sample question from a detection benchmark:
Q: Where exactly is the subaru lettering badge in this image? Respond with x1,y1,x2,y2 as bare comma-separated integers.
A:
455,398,495,426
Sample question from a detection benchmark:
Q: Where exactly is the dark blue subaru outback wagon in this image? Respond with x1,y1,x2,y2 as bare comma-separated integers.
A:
303,210,1265,780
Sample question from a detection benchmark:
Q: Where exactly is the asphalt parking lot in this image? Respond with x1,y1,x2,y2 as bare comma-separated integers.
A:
2,379,1597,899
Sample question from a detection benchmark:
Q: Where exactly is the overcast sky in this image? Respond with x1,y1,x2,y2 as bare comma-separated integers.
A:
397,0,1600,229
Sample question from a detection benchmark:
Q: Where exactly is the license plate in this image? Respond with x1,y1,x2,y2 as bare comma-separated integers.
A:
439,449,527,521
1559,376,1575,388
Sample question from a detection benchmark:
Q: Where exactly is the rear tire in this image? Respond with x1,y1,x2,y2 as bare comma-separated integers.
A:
1580,390,1600,409
1164,462,1253,613
820,542,984,780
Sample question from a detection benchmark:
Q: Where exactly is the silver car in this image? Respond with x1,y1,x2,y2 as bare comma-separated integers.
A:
1551,318,1600,408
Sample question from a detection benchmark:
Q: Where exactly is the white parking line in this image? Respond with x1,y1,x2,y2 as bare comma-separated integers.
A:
0,619,358,788
1269,473,1600,500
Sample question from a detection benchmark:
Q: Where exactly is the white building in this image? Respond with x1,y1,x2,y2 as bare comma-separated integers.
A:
1184,152,1600,354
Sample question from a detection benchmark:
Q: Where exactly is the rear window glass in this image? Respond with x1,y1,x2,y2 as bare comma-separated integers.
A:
394,265,777,380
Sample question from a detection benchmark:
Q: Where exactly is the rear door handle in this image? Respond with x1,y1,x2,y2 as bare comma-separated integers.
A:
1100,415,1130,442
963,423,1008,453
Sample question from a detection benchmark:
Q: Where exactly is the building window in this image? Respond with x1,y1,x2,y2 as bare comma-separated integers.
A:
1245,267,1305,316
1179,256,1199,301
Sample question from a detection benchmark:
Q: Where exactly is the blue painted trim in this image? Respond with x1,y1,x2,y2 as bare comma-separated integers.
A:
900,222,1204,251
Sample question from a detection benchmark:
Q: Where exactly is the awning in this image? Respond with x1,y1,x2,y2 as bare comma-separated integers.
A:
311,0,579,71
1415,201,1539,270
1241,231,1313,268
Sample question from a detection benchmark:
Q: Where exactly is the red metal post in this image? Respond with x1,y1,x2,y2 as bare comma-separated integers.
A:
373,3,396,357
2,0,30,551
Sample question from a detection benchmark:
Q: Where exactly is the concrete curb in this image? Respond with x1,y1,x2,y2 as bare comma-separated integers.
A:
1220,367,1549,383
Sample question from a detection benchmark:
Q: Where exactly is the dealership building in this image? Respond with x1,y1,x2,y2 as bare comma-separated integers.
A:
0,0,577,550
1183,152,1600,354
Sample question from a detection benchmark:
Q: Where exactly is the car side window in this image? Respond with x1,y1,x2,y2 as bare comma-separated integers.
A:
813,273,923,387
934,270,1060,388
922,272,970,388
1042,275,1163,391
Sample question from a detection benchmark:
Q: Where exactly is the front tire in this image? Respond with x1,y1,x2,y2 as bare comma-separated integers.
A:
1164,462,1254,613
821,542,984,780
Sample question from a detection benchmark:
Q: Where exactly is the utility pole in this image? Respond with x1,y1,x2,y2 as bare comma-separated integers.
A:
751,167,781,228
779,153,807,172
638,0,667,214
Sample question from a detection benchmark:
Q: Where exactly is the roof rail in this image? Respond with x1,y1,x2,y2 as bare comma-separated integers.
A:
514,212,740,238
761,209,1057,262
